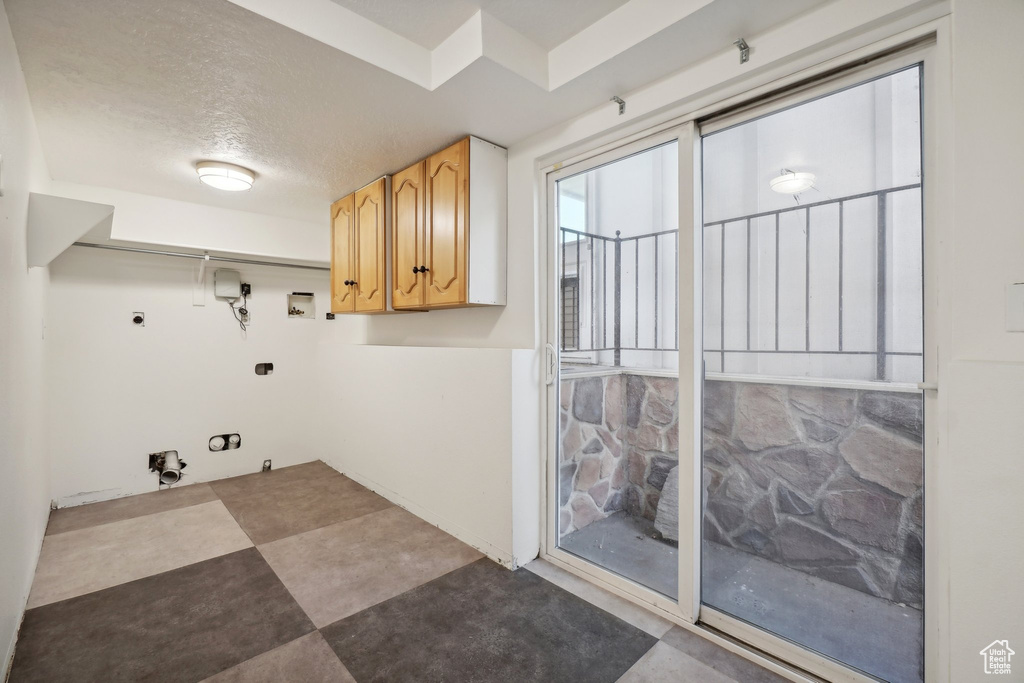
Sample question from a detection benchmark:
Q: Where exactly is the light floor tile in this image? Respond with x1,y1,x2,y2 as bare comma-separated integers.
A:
259,506,483,627
523,558,674,638
617,641,737,683
28,500,252,608
202,632,355,683
45,482,218,535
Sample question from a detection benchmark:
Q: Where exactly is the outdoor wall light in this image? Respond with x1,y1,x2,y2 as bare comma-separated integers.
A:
196,161,255,191
770,168,815,194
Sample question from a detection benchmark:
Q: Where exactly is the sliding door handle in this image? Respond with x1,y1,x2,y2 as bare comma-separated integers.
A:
545,343,557,386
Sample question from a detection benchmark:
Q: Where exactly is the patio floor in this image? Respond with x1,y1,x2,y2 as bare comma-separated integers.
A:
560,513,923,683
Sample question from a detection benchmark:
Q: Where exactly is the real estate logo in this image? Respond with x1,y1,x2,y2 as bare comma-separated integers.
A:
980,640,1015,675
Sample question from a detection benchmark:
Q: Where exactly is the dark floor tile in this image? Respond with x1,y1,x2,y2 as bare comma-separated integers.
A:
660,626,789,682
46,483,218,535
210,461,393,544
9,548,314,683
321,558,657,683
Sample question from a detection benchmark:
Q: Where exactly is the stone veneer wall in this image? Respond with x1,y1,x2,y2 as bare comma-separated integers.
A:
558,372,679,537
559,371,924,609
703,381,924,608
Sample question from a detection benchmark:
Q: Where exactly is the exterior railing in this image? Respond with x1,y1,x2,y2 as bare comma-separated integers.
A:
559,183,924,377
560,227,678,365
702,183,923,381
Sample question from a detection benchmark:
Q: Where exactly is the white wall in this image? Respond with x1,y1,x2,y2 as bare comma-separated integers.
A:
45,246,362,506
312,345,536,567
0,0,52,671
946,1,1024,679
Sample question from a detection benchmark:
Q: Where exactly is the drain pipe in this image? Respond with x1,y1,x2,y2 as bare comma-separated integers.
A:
159,451,183,484
149,450,186,485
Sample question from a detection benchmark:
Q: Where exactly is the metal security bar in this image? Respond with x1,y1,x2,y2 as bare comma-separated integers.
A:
559,227,679,366
702,183,922,380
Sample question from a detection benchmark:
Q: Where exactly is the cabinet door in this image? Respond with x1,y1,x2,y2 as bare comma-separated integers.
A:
392,161,425,309
425,138,469,306
330,194,355,313
354,178,387,313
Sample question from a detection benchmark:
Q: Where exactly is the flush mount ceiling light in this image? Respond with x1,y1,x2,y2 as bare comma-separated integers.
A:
770,168,815,194
195,161,255,192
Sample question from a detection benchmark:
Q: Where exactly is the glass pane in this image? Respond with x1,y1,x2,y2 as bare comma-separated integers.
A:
556,142,680,598
700,67,924,682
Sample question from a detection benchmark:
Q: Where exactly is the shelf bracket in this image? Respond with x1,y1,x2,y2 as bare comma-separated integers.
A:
193,253,210,306
734,38,749,64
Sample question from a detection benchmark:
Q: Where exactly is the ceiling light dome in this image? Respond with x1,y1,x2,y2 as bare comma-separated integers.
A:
196,161,255,192
770,169,815,194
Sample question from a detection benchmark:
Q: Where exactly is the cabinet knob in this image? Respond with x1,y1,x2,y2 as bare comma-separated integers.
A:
350,281,357,286
420,266,429,273
412,266,420,274
343,279,351,285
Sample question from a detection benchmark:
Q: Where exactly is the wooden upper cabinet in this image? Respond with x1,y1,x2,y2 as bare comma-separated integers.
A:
425,138,469,307
393,136,506,310
330,177,395,314
354,177,387,313
330,194,355,313
336,137,506,314
392,161,426,309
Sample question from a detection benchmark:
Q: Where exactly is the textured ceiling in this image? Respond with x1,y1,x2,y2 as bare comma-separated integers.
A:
7,0,827,224
327,0,632,50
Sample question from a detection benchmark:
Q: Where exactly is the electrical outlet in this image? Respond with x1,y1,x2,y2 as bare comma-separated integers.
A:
262,459,272,472
241,283,252,296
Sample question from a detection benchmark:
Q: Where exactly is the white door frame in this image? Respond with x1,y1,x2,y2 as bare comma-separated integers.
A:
543,123,698,624
538,15,951,683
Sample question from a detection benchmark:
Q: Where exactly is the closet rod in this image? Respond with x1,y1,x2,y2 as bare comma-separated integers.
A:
72,242,330,272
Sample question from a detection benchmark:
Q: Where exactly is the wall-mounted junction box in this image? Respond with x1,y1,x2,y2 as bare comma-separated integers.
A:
214,269,242,299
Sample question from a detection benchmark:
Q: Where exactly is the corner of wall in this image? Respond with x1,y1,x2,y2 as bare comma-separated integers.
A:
0,1,54,675
510,347,542,568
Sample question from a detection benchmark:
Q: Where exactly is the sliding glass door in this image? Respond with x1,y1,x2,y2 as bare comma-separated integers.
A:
545,47,934,683
699,66,925,682
552,140,682,600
